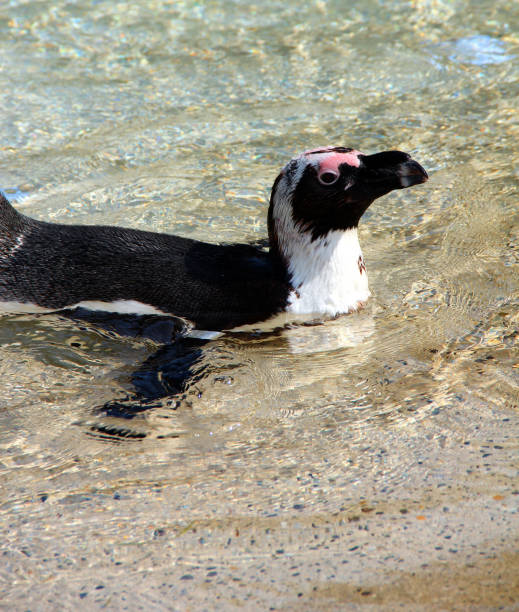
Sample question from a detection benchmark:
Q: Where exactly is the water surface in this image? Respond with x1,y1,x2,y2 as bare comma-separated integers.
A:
1,0,518,609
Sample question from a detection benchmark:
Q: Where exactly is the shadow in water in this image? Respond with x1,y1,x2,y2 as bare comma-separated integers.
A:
101,338,210,415
62,309,216,438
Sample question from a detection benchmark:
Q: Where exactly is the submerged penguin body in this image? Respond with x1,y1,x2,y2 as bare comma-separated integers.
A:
0,147,428,330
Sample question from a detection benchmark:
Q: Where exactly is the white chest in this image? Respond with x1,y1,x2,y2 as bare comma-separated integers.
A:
285,228,370,316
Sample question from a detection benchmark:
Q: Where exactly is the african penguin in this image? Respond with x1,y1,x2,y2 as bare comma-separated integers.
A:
0,147,427,331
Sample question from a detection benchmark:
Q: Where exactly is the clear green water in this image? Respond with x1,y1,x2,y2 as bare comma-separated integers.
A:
0,1,518,609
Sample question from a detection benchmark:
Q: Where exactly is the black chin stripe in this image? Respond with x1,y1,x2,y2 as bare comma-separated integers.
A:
301,219,359,242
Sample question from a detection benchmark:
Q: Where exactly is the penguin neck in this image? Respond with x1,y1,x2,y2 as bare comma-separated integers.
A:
273,218,370,316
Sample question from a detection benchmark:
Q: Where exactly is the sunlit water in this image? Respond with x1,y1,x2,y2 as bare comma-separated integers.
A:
1,1,518,609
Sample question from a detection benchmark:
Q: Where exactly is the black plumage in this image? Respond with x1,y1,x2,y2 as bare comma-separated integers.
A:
0,194,289,330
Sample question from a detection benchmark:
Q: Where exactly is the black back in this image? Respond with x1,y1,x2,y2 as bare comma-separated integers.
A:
0,195,290,330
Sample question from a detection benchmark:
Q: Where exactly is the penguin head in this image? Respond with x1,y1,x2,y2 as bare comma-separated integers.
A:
268,146,428,247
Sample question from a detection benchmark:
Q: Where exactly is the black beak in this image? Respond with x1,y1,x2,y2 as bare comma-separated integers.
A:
352,150,428,201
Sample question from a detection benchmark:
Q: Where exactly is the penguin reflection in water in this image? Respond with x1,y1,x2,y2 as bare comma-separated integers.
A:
0,147,428,428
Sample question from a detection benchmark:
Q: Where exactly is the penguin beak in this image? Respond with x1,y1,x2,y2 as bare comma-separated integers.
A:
349,150,428,202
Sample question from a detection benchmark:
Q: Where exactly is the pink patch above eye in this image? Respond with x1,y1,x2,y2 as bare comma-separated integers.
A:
303,147,362,172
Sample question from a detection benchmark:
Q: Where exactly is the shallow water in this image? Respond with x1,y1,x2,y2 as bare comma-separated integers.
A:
1,0,518,609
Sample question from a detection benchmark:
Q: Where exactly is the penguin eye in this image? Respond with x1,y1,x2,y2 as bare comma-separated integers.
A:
317,170,339,186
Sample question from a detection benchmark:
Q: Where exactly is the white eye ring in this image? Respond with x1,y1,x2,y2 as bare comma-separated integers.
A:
318,170,339,185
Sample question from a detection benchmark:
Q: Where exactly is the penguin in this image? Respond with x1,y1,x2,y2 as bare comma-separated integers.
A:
0,147,427,332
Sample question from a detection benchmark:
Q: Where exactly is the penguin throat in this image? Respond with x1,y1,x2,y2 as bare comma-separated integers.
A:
282,226,370,316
